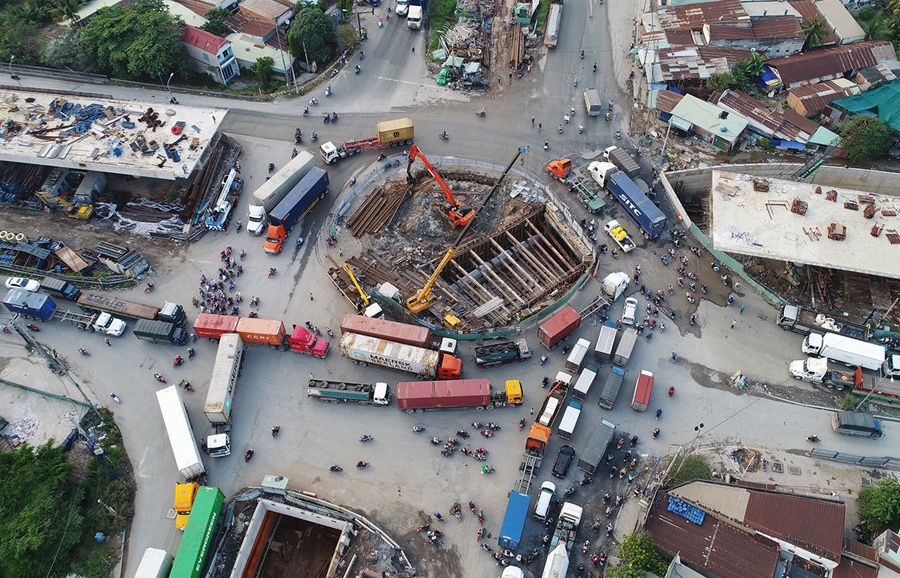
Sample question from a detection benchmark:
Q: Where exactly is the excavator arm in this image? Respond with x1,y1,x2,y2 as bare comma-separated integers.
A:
407,144,474,227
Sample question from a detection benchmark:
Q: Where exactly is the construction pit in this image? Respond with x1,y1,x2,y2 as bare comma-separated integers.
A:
331,159,594,330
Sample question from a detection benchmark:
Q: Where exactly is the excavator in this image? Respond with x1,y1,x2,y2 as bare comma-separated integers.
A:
406,148,523,316
406,144,475,228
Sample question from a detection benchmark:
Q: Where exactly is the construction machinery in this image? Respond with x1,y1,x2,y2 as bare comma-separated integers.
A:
406,144,475,228
343,262,370,307
405,149,522,315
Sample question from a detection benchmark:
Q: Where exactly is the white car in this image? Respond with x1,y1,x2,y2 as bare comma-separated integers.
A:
622,296,638,326
396,0,409,15
5,277,40,292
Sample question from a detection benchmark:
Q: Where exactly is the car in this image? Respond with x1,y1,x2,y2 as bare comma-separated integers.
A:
621,296,638,326
5,277,40,292
396,0,408,15
551,444,575,479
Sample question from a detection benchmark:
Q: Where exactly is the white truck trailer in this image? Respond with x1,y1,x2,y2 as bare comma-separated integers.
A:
202,333,244,457
247,151,316,235
156,385,206,480
801,332,885,371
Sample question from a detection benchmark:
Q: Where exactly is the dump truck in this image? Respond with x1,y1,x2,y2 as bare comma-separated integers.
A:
133,319,188,345
307,379,392,406
613,328,637,366
577,419,616,475
156,385,206,481
598,366,627,409
802,332,885,372
545,0,563,47
565,338,592,373
202,334,244,457
557,401,583,439
537,372,572,428
498,492,531,550
594,321,618,362
133,548,174,578
583,89,602,116
777,304,870,340
551,502,583,550
604,219,636,253
77,291,186,325
475,339,532,367
192,313,329,357
832,411,883,438
39,276,81,301
395,378,522,411
340,332,462,379
603,146,640,178
572,363,599,401
319,118,415,164
789,357,862,390
631,370,654,412
264,167,329,254
174,482,200,531
247,151,316,235
170,487,224,578
547,159,606,214
538,306,581,349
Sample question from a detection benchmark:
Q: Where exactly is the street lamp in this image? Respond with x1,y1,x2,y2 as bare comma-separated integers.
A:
165,72,175,103
8,55,20,86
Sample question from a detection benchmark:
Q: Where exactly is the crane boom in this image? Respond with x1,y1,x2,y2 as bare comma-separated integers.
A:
407,145,474,227
342,262,370,307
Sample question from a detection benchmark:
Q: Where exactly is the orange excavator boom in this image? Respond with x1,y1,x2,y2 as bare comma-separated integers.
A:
406,144,474,227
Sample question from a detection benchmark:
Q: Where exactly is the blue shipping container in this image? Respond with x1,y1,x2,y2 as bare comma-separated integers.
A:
607,172,666,240
269,168,329,230
2,289,57,319
498,491,531,550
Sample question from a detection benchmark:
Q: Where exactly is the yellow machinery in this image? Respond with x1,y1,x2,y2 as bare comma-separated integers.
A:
343,262,370,307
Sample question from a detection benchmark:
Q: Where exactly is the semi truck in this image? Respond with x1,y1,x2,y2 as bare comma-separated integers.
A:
551,502,583,550
133,319,188,345
307,378,392,406
202,334,244,457
542,543,569,578
588,162,666,239
264,167,329,254
577,419,616,475
546,158,606,214
802,332,885,372
538,306,581,349
594,321,618,362
604,219,636,253
603,146,640,178
156,385,206,481
498,492,531,550
133,548,174,578
565,338,592,373
557,401,583,439
832,411,883,438
395,378,522,411
613,328,637,366
789,357,862,390
77,291,186,325
340,332,462,379
631,370,654,411
170,486,224,578
2,290,127,335
572,363,598,401
247,151,316,235
777,304,870,340
583,89,602,116
320,118,415,164
598,366,627,409
474,339,532,367
544,0,563,47
601,272,630,302
174,482,199,530
39,276,81,301
537,372,572,428
193,313,328,357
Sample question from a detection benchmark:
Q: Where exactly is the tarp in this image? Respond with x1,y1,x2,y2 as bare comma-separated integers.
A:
443,56,465,68
832,79,900,132
464,62,481,75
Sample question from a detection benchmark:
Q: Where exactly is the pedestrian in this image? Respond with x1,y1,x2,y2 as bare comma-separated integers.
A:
411,46,415,53
498,74,502,85
372,6,374,13
671,351,677,363
309,372,314,381
339,248,343,257
740,304,745,315
309,292,314,301
731,319,736,329
734,281,741,293
104,338,111,347
532,116,535,126
509,72,513,81
531,407,534,416
722,275,728,286
538,123,542,131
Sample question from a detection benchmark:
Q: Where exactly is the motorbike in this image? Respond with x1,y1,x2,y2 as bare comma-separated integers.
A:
580,50,584,59
78,348,90,356
542,376,550,388
355,65,361,74
302,107,308,117
543,142,548,151
268,267,277,278
481,465,495,474
439,131,449,140
311,132,318,142
377,153,386,161
540,355,547,366
272,426,280,438
630,435,638,447
309,97,319,106
558,124,563,134
487,422,501,431
154,373,167,383
471,421,484,429
652,428,661,439
323,113,330,124
582,540,590,554
580,476,593,486
656,409,662,420
329,465,343,472
179,379,193,392
144,282,154,293
326,327,333,337
357,461,369,468
456,429,470,438
593,63,597,72
615,130,621,140
412,425,426,433
360,434,374,442
480,430,494,438
430,437,443,445
331,112,338,123
668,386,675,397
26,323,40,331
325,85,332,97
359,51,365,60
564,487,576,497
476,108,486,117
518,418,525,431
244,449,254,462
807,435,819,443
110,393,121,403
173,355,184,367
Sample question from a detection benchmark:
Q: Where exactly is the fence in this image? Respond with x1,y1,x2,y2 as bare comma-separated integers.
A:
807,447,896,470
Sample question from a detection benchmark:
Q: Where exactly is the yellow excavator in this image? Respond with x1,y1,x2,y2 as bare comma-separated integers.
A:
406,148,523,316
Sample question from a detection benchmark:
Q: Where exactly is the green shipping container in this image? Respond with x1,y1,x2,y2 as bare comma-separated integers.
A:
170,487,224,578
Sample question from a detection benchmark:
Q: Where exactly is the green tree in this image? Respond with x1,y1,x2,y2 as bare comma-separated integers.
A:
617,532,670,575
859,9,895,41
51,0,82,25
802,16,829,50
338,0,353,18
605,564,645,578
78,0,188,80
40,27,92,70
707,71,739,91
838,116,893,164
668,454,713,486
200,7,231,37
255,56,274,90
0,11,41,62
287,6,337,64
738,52,765,82
858,477,900,535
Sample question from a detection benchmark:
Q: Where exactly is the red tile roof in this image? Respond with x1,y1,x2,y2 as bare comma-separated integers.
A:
768,41,889,86
744,491,845,562
182,24,228,54
831,557,879,578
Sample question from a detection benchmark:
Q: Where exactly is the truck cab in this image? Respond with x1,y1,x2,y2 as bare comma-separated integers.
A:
174,482,200,530
407,4,422,28
789,357,828,382
289,325,330,358
883,353,900,378
504,379,523,405
206,432,232,457
601,272,630,301
247,204,268,235
264,224,289,255
94,312,126,336
587,161,617,188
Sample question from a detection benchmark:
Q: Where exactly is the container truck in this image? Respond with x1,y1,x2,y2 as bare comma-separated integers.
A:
2,289,56,319
340,332,462,379
789,357,862,390
604,219,636,253
613,328,637,366
802,332,885,371
537,372,572,428
594,321,618,362
601,272,630,302
192,313,328,357
264,167,329,254
583,89,602,117
133,547,174,578
475,339,532,367
498,492,531,550
538,306,581,350
319,118,415,164
557,401,583,439
156,386,206,481
395,378,522,411
542,543,569,578
832,411,883,438
588,162,666,239
247,151,316,235
203,334,244,457
565,338,592,373
307,378,392,406
2,290,129,335
340,313,432,348
544,0,563,47
551,502,582,550
39,276,81,301
170,486,224,578
77,291,186,325
193,313,239,340
174,482,200,530
577,419,616,475
597,366,626,409
603,146,640,178
631,370,654,411
133,319,188,345
777,304,870,340
572,363,598,401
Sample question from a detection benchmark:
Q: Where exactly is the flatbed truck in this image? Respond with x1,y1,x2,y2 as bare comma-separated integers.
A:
536,372,572,428
474,339,532,367
3,290,127,335
544,0,563,47
789,357,862,390
551,502,582,551
777,304,870,340
307,379,392,406
320,118,414,164
604,219,636,253
77,291,186,325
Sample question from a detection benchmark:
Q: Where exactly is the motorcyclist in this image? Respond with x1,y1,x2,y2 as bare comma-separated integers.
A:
540,354,547,365
154,373,165,382
355,64,361,73
656,408,662,419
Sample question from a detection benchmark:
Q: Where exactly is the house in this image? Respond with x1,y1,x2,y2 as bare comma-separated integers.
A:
766,41,895,90
854,64,898,92
786,79,860,117
704,16,804,58
181,25,240,85
830,79,900,133
710,88,836,147
667,93,749,151
814,0,866,44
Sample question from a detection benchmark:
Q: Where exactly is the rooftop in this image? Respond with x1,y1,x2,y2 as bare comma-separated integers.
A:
751,15,804,38
238,0,292,21
670,93,749,143
788,79,860,116
832,78,900,133
658,0,751,30
709,170,900,278
815,0,866,43
786,0,839,45
0,91,227,181
182,24,229,54
768,41,892,87
741,1,801,19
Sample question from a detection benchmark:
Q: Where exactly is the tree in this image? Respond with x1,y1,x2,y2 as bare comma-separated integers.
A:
50,0,82,25
78,0,188,80
858,477,900,535
287,6,337,64
200,7,231,37
738,53,765,82
40,27,92,70
707,71,740,91
802,17,828,50
255,56,274,91
838,116,893,164
605,564,645,578
616,532,670,576
859,9,894,41
668,454,713,486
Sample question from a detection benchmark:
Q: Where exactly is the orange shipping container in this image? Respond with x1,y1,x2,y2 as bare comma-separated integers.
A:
236,317,285,346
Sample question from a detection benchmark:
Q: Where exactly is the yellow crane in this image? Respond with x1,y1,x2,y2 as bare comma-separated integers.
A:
406,148,523,316
343,262,370,307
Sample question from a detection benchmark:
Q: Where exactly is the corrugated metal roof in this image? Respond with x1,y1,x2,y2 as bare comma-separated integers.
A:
658,0,750,30
742,1,801,19
744,491,845,562
831,558,879,578
669,481,751,521
239,0,291,20
656,89,685,113
843,538,878,562
788,79,860,116
751,15,804,38
657,46,752,82
816,0,865,43
786,0,839,45
780,109,820,138
768,41,890,87
712,89,782,133
706,23,755,40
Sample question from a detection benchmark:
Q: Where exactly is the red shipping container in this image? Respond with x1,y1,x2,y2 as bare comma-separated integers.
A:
396,379,491,411
631,370,654,412
538,306,581,349
340,314,432,349
193,313,240,339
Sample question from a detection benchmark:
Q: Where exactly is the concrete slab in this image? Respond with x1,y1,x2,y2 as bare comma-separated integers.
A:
709,170,900,278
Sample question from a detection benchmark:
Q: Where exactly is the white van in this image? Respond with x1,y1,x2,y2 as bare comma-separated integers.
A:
407,4,422,28
396,0,409,15
533,481,556,521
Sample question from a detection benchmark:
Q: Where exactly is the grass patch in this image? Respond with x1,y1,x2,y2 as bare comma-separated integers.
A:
428,0,460,52
536,0,550,29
